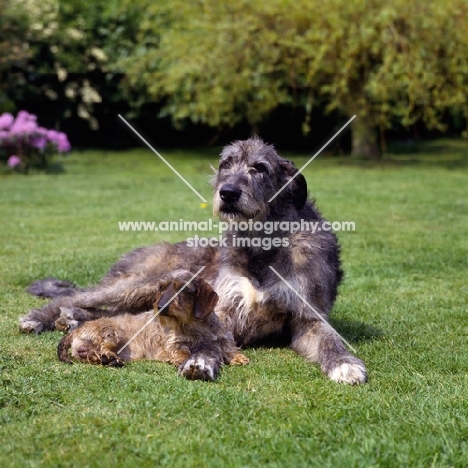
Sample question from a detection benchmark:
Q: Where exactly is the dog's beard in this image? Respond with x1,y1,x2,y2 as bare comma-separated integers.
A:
218,211,249,221
212,183,274,221
212,196,243,219
218,203,250,219
213,198,268,222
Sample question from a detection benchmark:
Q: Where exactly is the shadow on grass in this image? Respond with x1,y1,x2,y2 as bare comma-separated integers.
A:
282,138,468,171
381,139,468,169
43,162,66,174
247,319,383,350
330,318,384,343
0,161,66,175
324,139,468,170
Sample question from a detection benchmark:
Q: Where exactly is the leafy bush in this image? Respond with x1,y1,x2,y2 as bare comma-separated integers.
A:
0,110,71,172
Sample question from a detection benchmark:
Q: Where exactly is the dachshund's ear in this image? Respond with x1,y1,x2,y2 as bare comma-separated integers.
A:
279,160,308,210
154,284,176,316
194,281,219,320
153,290,162,313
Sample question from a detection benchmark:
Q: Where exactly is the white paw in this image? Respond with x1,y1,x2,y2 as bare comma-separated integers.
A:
18,317,43,334
178,357,216,381
328,360,367,385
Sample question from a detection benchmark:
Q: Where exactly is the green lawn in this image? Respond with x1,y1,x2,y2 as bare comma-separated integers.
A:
0,140,467,467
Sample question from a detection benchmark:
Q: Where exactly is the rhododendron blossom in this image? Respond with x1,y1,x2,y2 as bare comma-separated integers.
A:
0,111,71,171
7,155,21,168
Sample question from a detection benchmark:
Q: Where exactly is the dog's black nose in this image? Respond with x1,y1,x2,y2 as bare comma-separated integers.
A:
219,184,241,203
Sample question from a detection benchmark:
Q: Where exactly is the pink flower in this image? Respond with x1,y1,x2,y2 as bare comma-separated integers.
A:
7,155,21,168
47,129,71,152
16,110,37,123
10,111,38,135
1,111,71,171
56,132,71,153
0,113,14,130
46,129,60,141
0,130,10,143
31,136,48,149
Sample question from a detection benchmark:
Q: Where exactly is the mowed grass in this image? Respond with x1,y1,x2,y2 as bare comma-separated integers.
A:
0,139,467,467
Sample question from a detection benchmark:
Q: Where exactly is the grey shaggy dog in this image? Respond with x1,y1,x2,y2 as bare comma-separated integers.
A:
19,136,367,384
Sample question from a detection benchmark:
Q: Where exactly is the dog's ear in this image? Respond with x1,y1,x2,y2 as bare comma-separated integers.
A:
279,160,308,210
290,172,308,210
194,281,219,320
153,290,161,312
153,284,176,315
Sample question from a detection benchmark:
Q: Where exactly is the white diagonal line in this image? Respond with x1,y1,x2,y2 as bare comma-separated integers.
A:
117,266,206,354
268,266,357,353
268,115,356,203
118,114,207,202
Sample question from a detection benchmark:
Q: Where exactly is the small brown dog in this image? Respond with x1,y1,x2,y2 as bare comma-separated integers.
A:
57,270,248,380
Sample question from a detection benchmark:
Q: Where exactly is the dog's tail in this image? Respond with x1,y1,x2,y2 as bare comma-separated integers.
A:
27,278,80,298
57,333,74,364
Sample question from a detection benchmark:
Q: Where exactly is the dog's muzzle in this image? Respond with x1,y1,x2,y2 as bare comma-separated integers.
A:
219,184,242,204
219,184,242,214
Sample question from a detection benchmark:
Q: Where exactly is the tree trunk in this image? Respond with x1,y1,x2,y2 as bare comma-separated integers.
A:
345,96,380,158
350,112,380,159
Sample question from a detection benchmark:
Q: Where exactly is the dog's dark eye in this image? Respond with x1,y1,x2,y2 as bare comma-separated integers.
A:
219,160,231,170
252,163,267,173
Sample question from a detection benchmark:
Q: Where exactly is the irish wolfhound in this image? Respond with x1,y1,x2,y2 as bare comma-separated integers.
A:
19,136,367,384
57,270,248,380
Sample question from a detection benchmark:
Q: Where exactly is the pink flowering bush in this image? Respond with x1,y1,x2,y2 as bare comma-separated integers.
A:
0,111,71,172
7,155,21,168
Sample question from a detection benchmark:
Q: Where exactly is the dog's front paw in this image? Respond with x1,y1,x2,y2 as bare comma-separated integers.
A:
178,357,218,381
327,358,367,385
229,352,250,365
100,353,125,367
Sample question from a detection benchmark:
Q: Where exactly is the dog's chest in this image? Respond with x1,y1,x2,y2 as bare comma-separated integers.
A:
216,273,265,311
215,271,290,342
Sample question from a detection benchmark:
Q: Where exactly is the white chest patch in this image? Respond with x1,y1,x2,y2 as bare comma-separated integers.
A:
215,273,264,320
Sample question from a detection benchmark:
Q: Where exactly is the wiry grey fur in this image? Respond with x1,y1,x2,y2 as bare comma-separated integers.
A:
211,137,366,384
19,136,367,384
57,270,248,381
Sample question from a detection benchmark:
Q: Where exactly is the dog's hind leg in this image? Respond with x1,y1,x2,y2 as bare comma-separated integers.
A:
54,307,101,333
19,279,164,334
19,295,103,334
19,303,66,334
291,319,367,385
52,280,162,313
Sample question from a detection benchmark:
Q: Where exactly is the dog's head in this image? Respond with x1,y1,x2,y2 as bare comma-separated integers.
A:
153,270,219,327
212,136,307,221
